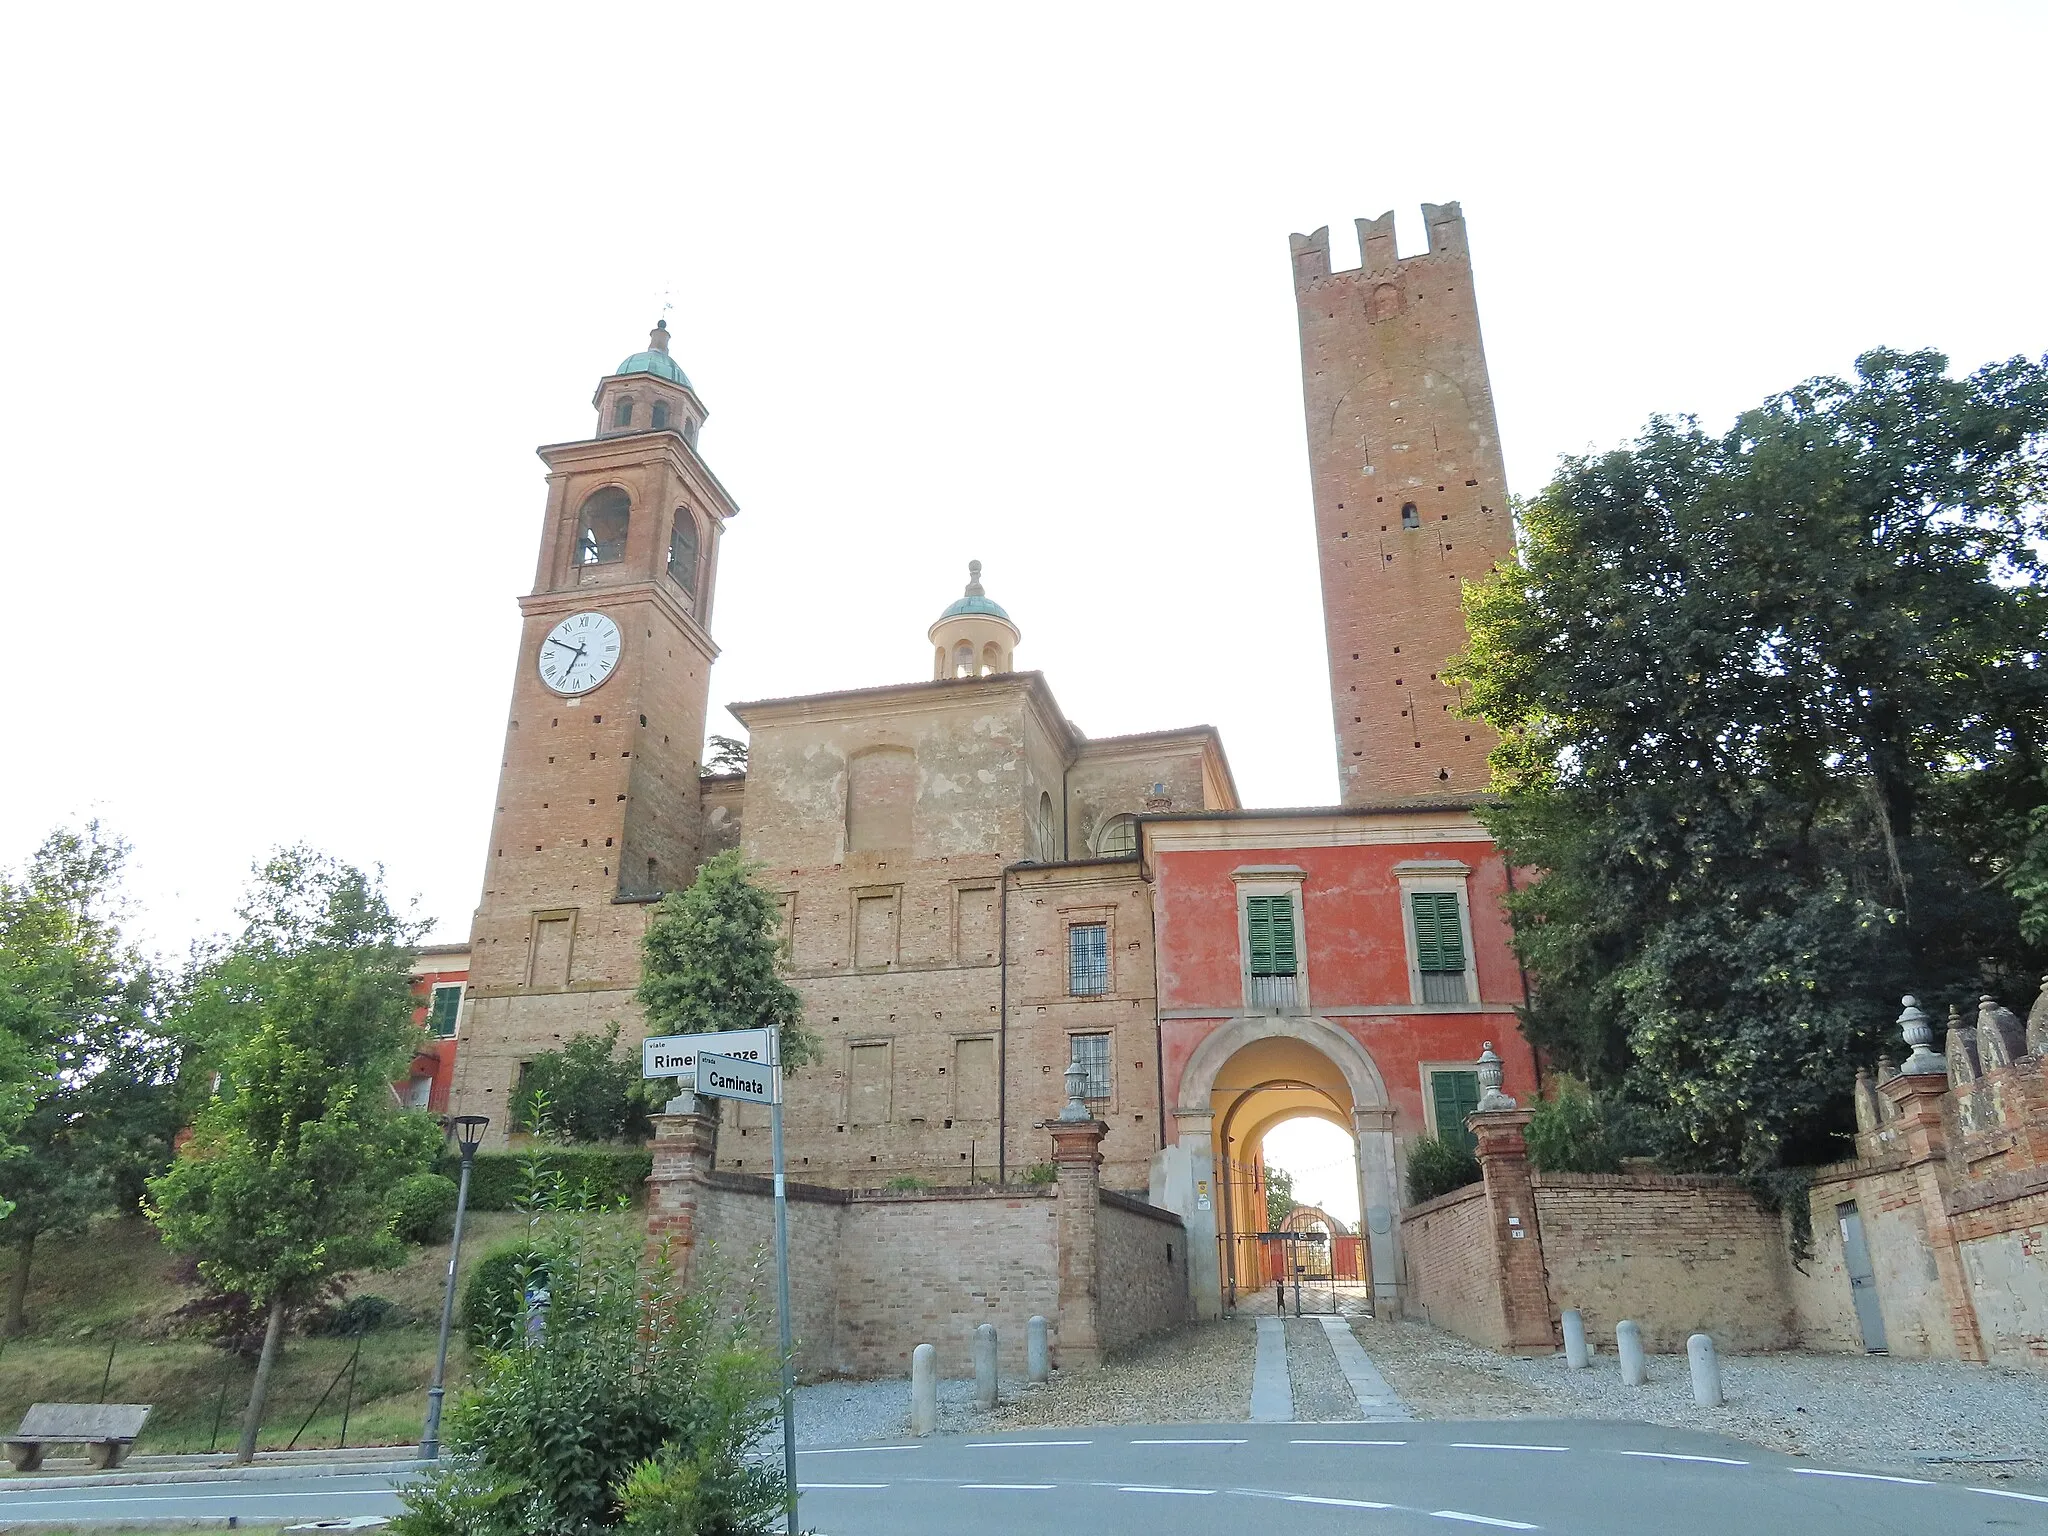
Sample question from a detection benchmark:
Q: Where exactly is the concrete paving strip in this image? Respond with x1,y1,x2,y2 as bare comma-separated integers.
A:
1318,1314,1411,1420
0,1461,428,1491
1250,1316,1294,1422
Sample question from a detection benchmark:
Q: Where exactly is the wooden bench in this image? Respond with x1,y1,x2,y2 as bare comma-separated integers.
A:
5,1403,151,1471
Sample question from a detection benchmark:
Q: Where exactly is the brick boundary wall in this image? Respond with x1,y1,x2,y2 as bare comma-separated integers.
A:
1398,1182,1504,1345
1095,1186,1191,1351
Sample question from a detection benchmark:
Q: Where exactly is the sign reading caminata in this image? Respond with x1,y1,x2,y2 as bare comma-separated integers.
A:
693,1050,781,1106
641,1029,775,1083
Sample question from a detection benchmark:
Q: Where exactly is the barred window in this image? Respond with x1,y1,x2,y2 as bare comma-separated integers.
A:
1068,923,1109,996
1069,1031,1111,1100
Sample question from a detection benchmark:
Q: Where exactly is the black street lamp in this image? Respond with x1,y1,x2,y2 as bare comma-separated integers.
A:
420,1113,489,1460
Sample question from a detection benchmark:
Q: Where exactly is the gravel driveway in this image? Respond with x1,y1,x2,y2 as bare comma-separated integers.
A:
985,1318,1258,1429
1348,1311,2048,1484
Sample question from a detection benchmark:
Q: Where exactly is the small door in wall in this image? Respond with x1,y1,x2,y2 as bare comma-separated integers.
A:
1836,1200,1888,1354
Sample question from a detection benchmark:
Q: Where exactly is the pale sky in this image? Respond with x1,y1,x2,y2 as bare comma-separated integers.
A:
4,3,2043,954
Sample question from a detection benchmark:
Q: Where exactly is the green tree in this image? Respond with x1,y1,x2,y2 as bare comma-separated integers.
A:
1264,1163,1297,1230
1453,348,2048,1178
148,848,441,1462
636,850,818,1070
0,826,179,1331
511,1022,656,1144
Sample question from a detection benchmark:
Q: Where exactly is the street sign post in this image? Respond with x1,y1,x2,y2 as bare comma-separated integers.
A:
641,1029,773,1083
689,1036,797,1535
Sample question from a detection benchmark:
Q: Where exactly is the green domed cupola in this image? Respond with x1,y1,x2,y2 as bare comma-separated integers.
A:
938,560,1013,624
929,561,1020,678
593,319,707,444
615,318,693,388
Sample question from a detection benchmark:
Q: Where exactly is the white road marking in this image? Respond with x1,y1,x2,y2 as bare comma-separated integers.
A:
798,1483,889,1490
1290,1438,1406,1446
967,1440,1093,1447
960,1483,1055,1490
798,1445,920,1454
1431,1512,1541,1530
1131,1437,1246,1444
1973,1487,2048,1505
1617,1450,1749,1466
1287,1494,1398,1509
1450,1443,1569,1453
1790,1468,1932,1486
1120,1486,1216,1495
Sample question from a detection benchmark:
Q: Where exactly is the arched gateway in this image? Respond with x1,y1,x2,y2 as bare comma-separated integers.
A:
1160,1013,1402,1317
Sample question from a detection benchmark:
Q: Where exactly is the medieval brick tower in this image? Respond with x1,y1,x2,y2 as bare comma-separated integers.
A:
450,322,736,1136
1290,203,1512,802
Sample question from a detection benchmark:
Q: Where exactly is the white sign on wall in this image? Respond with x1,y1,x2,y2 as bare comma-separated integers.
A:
641,1028,775,1082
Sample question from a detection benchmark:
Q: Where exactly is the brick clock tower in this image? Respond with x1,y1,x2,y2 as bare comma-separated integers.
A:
1291,203,1513,802
450,322,736,1136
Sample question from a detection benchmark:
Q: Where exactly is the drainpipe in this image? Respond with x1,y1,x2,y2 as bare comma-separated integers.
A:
995,857,1028,1184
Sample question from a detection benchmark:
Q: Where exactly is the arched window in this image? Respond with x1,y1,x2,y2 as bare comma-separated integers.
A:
651,401,670,431
1033,791,1057,862
576,487,630,565
1401,501,1420,530
954,640,976,677
1093,814,1138,858
982,641,1004,674
848,747,915,851
614,398,634,428
667,508,699,595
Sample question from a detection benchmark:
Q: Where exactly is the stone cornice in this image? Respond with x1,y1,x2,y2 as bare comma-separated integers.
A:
538,432,739,521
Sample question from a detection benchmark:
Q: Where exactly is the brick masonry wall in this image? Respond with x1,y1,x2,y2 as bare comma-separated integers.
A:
1094,1189,1190,1352
1531,1174,1795,1354
689,1173,847,1378
1399,1185,1503,1346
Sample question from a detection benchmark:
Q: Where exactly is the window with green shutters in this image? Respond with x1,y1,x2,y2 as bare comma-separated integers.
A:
1430,1068,1481,1153
1245,894,1297,977
1411,891,1470,1004
427,983,463,1038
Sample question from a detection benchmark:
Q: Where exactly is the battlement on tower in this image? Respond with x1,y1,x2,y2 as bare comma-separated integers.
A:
1289,202,1470,288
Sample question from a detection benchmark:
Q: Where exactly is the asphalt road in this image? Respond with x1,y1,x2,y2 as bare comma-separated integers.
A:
0,1423,2040,1533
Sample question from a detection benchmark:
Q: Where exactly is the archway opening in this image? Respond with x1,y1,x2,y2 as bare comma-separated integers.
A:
1210,1035,1365,1311
1261,1117,1367,1306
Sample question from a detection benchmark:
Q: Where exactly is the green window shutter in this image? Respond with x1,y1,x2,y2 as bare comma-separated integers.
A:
1432,1069,1481,1153
1246,896,1297,978
1412,892,1466,973
428,985,462,1038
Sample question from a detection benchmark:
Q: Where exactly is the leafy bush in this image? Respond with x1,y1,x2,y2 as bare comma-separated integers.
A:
462,1243,548,1350
1020,1163,1057,1187
882,1175,931,1193
1405,1133,1481,1205
438,1150,654,1212
393,1171,460,1244
1526,1081,1656,1175
509,1023,658,1144
395,1212,786,1536
309,1293,402,1336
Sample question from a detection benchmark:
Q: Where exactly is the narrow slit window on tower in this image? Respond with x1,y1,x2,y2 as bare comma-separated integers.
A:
1401,501,1421,530
576,487,630,565
651,401,669,431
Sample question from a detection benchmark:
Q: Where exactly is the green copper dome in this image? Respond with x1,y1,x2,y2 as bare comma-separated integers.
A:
937,561,1013,624
615,320,692,389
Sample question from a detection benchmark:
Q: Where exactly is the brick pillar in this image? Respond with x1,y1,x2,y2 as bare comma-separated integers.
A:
645,1106,717,1272
1048,1117,1109,1370
1877,1070,1985,1362
1467,1107,1556,1355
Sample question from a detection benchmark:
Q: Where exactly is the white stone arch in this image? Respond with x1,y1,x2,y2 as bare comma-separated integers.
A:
1172,1013,1404,1313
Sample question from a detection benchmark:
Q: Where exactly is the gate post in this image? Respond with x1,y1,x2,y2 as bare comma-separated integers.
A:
1466,1103,1555,1354
1047,1111,1109,1371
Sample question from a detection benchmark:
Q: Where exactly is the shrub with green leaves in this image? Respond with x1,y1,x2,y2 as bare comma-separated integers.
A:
1020,1163,1057,1187
393,1171,460,1244
461,1242,547,1350
436,1150,654,1212
1405,1133,1481,1205
396,1220,786,1536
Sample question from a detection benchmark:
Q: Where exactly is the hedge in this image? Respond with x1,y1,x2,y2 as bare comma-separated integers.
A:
436,1148,654,1211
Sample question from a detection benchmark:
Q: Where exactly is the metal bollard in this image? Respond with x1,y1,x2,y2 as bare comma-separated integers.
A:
910,1343,937,1435
973,1323,999,1409
1027,1316,1050,1384
1687,1333,1722,1406
1616,1320,1646,1387
1561,1309,1589,1370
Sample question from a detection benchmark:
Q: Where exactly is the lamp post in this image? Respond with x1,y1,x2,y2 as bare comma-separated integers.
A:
420,1113,489,1460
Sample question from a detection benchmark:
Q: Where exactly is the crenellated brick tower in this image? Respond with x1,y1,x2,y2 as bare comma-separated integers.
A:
1290,203,1512,802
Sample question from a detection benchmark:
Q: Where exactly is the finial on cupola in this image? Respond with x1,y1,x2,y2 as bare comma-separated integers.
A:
649,318,671,354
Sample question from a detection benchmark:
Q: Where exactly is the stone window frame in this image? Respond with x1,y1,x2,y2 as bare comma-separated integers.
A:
426,982,464,1038
526,907,578,990
846,883,902,972
1418,1060,1483,1147
1061,903,1117,999
949,881,999,966
1065,1027,1115,1110
1231,865,1309,1014
948,1032,999,1123
842,1035,893,1126
1395,859,1479,1008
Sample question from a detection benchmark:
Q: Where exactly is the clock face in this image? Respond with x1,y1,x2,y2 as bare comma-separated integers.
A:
537,612,622,696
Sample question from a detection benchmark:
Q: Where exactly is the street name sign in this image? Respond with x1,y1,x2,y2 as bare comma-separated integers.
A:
642,1029,774,1082
693,1051,781,1106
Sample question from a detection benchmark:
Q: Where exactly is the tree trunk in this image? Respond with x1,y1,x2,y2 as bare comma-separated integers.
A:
237,1294,287,1465
4,1234,34,1338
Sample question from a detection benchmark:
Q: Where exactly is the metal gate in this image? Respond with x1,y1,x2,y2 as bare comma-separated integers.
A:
1220,1230,1339,1315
